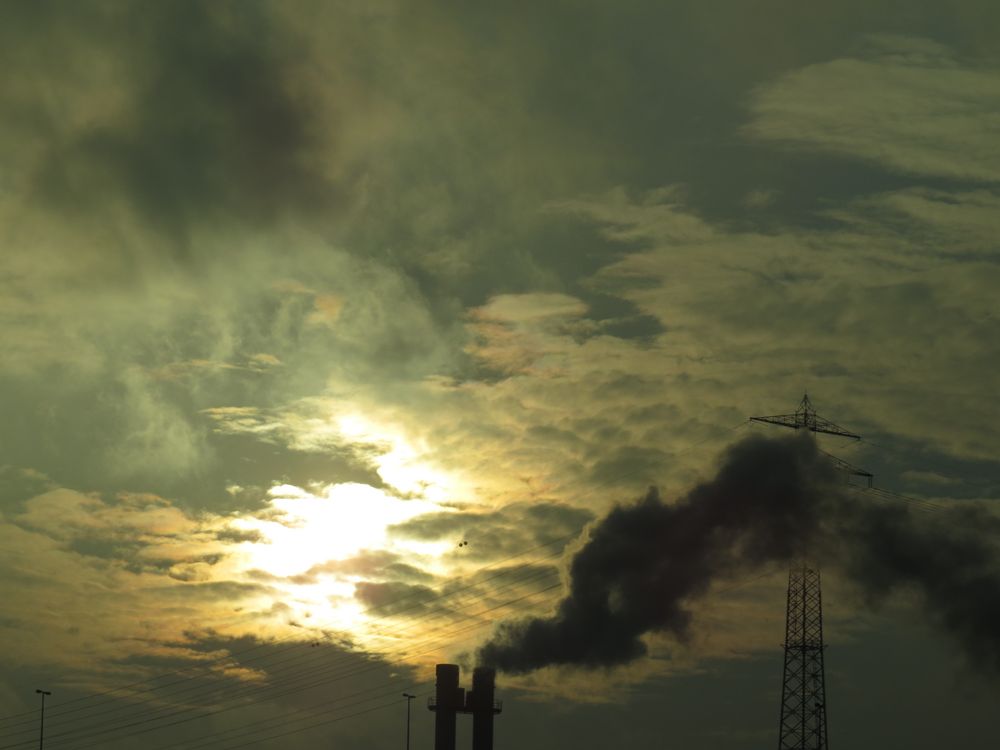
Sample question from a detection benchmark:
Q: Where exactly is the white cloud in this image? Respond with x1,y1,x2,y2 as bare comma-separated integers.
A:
552,185,1000,463
746,35,1000,182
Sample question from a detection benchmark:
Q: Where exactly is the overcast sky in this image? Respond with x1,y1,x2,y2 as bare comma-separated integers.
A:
1,2,999,749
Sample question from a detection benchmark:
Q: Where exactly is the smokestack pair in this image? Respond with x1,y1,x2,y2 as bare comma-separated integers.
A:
430,664,502,750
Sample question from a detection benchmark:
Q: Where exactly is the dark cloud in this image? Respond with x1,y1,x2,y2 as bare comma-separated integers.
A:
0,465,52,510
478,434,834,671
0,376,388,513
353,581,440,617
1,3,999,747
194,430,388,512
419,2,998,232
66,537,220,579
448,562,562,606
845,502,1000,673
860,434,1000,501
478,433,1000,676
389,501,593,562
586,444,669,487
290,550,435,586
216,527,266,544
36,632,420,750
8,1,336,249
153,580,273,601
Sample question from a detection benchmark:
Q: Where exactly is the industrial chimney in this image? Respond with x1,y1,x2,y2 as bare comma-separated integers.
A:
430,664,463,750
470,666,499,750
428,664,502,750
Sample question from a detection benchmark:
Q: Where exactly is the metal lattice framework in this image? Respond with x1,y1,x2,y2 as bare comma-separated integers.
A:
750,394,860,440
778,564,829,750
749,395,872,750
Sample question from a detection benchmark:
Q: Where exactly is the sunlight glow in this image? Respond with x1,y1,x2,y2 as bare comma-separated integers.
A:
232,482,442,578
216,407,469,641
334,412,461,502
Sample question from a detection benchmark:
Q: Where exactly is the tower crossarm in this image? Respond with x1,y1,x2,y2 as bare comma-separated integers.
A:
820,450,873,488
750,393,861,440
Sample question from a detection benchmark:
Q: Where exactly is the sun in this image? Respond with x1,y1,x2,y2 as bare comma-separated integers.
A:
217,411,464,641
231,481,444,578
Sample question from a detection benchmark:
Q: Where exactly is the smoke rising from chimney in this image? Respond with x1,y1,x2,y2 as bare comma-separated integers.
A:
477,433,1000,675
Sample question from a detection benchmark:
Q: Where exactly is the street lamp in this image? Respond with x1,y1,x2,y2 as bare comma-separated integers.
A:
35,689,51,750
402,693,416,750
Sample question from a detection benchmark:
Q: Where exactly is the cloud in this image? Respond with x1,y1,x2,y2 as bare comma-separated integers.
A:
0,493,275,676
746,35,1000,182
478,434,1000,677
478,434,838,672
6,3,339,241
553,183,1000,465
1,7,999,740
840,188,1000,258
0,2,479,505
0,478,454,681
354,581,440,616
216,527,267,544
289,550,436,586
389,501,594,562
17,488,205,542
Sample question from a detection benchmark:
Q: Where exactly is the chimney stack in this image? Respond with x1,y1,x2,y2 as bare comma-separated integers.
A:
429,664,502,750
470,666,497,750
431,664,462,750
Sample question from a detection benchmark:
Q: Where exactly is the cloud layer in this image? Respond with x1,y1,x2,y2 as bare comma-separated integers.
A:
2,3,1000,747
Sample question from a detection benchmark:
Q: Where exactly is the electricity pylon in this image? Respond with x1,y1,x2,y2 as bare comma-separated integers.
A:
750,393,859,440
750,394,868,750
777,563,828,750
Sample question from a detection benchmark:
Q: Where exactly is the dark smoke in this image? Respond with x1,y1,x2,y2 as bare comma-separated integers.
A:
846,500,1000,674
477,432,1000,675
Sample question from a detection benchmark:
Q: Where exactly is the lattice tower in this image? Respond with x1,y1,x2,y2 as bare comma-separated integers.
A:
749,395,870,750
777,564,829,750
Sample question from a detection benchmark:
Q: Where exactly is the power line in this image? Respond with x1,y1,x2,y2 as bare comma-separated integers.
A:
9,534,571,749
1,563,565,750
48,578,567,750
170,589,566,750
170,566,785,750
0,418,752,748
0,523,580,738
176,559,789,750
850,484,947,513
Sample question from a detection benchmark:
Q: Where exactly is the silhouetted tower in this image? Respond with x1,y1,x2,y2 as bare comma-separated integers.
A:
430,664,463,750
428,664,503,750
469,667,501,750
778,563,828,750
751,394,867,750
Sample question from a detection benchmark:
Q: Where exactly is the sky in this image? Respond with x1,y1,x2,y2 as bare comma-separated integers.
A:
1,1,999,748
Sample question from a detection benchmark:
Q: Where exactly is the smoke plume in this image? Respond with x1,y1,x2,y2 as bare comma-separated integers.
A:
477,432,1000,675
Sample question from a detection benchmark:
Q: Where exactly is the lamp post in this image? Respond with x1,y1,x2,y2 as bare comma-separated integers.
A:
402,693,415,750
35,689,51,750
